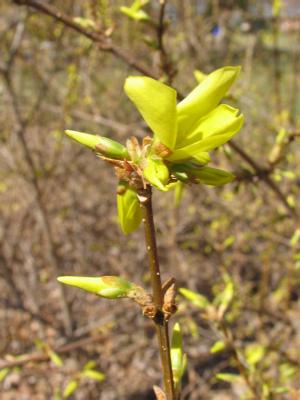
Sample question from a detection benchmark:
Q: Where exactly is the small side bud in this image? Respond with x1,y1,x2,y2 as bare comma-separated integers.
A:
57,276,134,299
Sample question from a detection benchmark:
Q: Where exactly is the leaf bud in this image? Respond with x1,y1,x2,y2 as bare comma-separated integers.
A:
57,275,135,299
65,130,129,159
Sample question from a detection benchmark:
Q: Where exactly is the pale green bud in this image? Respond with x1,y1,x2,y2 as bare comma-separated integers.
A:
65,130,129,159
117,182,142,234
57,276,134,299
171,323,187,389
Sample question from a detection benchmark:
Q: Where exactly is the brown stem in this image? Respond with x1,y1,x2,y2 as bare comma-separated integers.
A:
138,186,175,400
0,334,104,370
12,0,156,79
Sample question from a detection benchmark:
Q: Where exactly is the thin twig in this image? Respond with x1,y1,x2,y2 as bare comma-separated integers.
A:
0,334,104,370
12,0,296,218
12,0,157,78
1,55,73,336
230,140,297,216
138,186,175,400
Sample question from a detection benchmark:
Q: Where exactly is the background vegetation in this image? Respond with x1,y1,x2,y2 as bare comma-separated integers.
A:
1,0,300,398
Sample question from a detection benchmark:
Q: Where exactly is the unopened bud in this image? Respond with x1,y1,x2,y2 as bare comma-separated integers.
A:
65,130,129,159
171,323,187,389
57,275,134,299
117,183,142,234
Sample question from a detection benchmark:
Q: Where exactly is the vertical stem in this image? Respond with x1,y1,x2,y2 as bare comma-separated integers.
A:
138,186,175,400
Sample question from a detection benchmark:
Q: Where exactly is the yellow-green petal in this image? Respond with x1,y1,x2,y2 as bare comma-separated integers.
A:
176,66,241,141
124,76,177,149
169,113,244,161
117,184,142,234
176,104,242,147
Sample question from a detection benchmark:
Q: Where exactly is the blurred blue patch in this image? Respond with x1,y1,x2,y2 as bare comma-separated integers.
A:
211,24,221,36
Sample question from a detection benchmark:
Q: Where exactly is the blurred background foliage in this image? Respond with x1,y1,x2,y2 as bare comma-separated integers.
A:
1,0,300,398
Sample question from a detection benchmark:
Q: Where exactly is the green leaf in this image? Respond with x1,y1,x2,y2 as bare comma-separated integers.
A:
0,368,10,382
120,0,150,21
143,158,169,191
213,274,234,309
49,350,63,367
117,183,142,234
216,373,241,383
81,369,105,382
210,340,226,354
245,344,265,366
124,76,177,149
179,287,210,309
83,360,97,370
177,66,241,140
290,229,300,247
120,7,150,21
57,276,135,299
63,380,78,398
279,363,297,381
272,0,282,17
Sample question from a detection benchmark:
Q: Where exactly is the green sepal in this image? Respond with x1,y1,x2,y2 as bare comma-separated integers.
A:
171,323,187,389
117,182,142,234
142,158,169,191
57,276,135,299
171,164,235,186
172,170,189,183
65,130,129,159
191,166,235,186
